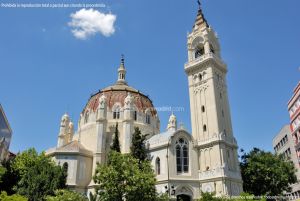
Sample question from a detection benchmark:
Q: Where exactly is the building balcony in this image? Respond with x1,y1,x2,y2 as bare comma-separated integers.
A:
184,53,226,73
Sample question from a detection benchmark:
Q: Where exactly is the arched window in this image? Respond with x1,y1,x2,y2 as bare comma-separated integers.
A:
155,157,160,175
146,113,151,124
195,46,205,59
113,106,120,119
176,138,189,173
133,111,137,121
199,74,203,81
201,106,205,113
203,124,207,132
63,162,68,171
62,162,68,179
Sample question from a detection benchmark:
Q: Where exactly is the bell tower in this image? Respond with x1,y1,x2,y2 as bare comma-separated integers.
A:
185,3,243,196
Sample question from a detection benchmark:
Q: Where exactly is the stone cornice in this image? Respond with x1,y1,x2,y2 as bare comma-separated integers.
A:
185,53,227,75
198,166,242,181
194,133,238,149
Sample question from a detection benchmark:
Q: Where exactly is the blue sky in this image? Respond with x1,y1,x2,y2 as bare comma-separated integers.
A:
0,0,299,154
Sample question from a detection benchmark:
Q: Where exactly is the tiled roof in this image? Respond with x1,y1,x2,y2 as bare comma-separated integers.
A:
46,141,93,156
193,7,209,30
83,83,157,116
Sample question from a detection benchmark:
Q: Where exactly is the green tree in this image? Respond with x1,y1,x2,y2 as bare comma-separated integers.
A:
0,158,19,195
0,191,28,201
11,148,38,177
111,123,121,153
12,148,67,201
46,190,88,201
196,192,266,201
0,165,6,182
93,151,157,201
130,127,148,163
240,148,297,196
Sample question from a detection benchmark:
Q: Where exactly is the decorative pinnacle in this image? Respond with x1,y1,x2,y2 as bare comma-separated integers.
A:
116,54,127,85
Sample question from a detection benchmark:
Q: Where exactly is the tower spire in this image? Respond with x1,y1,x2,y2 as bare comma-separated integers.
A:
116,54,127,85
193,0,209,31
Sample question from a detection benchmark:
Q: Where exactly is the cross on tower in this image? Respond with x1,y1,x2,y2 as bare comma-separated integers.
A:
197,0,201,8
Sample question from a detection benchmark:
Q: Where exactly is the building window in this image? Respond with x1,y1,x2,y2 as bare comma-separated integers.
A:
176,138,189,173
203,124,207,132
155,157,160,175
62,162,69,179
201,106,205,113
133,111,137,121
199,74,203,81
113,107,120,119
146,114,151,124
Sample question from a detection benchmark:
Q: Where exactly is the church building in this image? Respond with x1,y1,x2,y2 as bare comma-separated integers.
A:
46,4,243,200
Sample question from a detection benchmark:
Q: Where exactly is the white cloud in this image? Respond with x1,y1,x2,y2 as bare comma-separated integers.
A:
68,8,116,40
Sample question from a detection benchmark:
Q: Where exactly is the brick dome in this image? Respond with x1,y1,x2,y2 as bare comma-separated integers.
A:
82,83,157,116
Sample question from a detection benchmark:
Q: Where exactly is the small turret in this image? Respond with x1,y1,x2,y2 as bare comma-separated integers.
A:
57,113,74,147
97,94,107,120
67,121,74,143
59,113,70,135
167,113,177,131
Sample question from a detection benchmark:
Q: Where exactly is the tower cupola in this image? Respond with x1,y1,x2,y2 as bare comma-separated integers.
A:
116,55,127,85
186,1,221,63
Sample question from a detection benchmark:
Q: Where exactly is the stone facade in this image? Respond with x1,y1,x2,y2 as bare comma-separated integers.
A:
46,5,243,200
183,6,242,197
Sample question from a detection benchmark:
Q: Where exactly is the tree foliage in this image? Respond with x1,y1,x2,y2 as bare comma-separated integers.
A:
0,191,28,201
4,148,68,201
93,151,157,201
46,190,88,201
0,165,6,182
196,192,266,201
130,127,148,163
0,158,19,195
111,123,121,153
240,148,297,196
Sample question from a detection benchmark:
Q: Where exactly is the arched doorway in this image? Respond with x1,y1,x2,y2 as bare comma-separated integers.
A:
177,194,191,201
